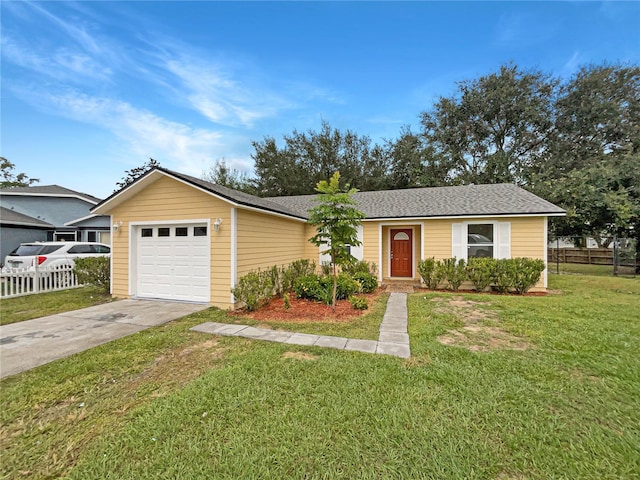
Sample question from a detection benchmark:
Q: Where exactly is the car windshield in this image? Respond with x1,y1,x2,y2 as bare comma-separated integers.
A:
10,245,44,256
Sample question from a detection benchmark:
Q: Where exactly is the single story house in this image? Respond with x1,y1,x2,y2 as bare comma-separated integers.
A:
0,185,111,263
91,167,565,309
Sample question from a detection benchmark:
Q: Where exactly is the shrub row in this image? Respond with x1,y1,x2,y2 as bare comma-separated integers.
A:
418,257,545,294
231,259,316,311
232,260,379,310
293,270,378,305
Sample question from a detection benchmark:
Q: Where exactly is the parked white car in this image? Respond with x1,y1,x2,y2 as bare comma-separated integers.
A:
2,242,111,270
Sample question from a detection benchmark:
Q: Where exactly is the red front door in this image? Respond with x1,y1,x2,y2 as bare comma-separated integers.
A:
391,229,413,277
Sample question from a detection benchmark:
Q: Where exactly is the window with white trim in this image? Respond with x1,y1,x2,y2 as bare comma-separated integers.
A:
467,224,494,258
452,222,510,260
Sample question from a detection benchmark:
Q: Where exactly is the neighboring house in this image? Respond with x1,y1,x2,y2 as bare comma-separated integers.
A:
92,167,565,309
0,185,111,263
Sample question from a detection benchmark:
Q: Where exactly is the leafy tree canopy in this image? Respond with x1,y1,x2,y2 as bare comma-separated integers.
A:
115,158,160,192
202,159,255,194
419,63,557,186
1,158,39,188
533,64,640,246
252,120,391,196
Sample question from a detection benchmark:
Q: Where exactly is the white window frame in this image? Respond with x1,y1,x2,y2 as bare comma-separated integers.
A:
86,230,99,242
452,221,511,261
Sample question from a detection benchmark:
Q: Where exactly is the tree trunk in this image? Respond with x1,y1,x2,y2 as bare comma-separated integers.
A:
332,260,337,311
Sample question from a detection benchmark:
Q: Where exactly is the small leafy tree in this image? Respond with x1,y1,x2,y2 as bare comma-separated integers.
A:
308,172,365,309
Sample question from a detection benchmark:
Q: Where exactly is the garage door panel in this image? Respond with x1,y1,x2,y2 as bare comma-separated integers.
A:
135,223,210,302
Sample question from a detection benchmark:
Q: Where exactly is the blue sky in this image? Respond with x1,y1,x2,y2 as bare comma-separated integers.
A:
2,1,639,199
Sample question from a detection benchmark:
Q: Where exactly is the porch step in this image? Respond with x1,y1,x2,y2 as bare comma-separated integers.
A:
383,282,420,293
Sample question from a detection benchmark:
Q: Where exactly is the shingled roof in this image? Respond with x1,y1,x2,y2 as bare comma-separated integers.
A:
269,183,565,219
0,206,54,227
93,168,565,220
0,185,102,204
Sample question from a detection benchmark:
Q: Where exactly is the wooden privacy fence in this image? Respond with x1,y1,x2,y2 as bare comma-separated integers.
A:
548,247,639,267
0,265,81,299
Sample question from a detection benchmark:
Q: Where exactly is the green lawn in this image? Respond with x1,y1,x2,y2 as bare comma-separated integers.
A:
548,261,637,277
1,275,639,479
0,286,114,325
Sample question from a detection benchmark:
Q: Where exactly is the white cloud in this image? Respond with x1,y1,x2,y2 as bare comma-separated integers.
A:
161,56,289,127
31,89,231,176
560,51,585,77
1,36,111,83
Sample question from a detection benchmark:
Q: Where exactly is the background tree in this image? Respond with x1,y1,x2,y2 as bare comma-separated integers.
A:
533,64,640,246
387,127,451,189
1,158,39,188
115,158,160,192
202,159,255,194
308,172,365,309
419,63,557,186
252,121,392,196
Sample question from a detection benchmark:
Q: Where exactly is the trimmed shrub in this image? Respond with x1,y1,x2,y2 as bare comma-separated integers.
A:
231,269,274,311
442,258,467,291
418,257,445,290
294,273,360,304
74,256,110,292
293,274,327,302
492,259,516,293
466,257,496,292
352,272,378,294
511,257,545,294
324,273,360,300
349,295,368,310
281,259,316,293
342,260,378,276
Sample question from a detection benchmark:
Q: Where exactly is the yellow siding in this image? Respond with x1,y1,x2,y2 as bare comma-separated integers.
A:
236,209,307,276
423,220,453,259
362,222,380,273
108,175,233,309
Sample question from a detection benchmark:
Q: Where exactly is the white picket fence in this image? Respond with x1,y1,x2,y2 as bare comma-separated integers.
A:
0,264,82,298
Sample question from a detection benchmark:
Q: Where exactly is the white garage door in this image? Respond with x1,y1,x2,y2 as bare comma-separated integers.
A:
135,223,210,302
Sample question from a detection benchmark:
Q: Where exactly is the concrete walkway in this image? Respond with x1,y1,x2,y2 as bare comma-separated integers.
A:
0,300,209,379
191,292,411,358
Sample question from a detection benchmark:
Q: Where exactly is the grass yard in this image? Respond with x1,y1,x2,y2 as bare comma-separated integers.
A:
1,274,639,479
548,261,637,277
0,286,114,325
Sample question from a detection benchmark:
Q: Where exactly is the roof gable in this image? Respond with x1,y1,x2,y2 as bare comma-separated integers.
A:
91,168,307,220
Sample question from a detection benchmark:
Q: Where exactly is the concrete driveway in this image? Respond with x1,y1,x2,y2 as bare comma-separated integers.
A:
0,299,209,379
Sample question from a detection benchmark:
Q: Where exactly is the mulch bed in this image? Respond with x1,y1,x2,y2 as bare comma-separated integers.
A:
231,289,384,323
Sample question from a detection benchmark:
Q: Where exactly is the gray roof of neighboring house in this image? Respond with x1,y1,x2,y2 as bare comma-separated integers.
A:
269,183,566,219
93,167,565,220
0,185,102,204
0,206,54,227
